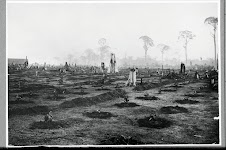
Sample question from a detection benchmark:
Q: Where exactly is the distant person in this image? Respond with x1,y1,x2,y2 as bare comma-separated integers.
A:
110,53,116,73
125,67,137,86
101,62,105,73
156,68,160,75
135,68,138,75
180,63,185,74
64,62,69,71
194,71,200,79
205,70,209,79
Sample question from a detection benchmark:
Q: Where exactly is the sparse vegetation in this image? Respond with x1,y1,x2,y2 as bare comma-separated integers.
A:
8,57,219,146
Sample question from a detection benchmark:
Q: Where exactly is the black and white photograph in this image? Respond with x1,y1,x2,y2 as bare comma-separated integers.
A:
6,0,223,147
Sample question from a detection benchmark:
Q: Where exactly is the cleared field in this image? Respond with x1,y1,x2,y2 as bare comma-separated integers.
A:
8,68,219,146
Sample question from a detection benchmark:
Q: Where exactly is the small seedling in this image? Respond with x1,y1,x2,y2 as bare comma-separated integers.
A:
115,83,119,88
44,111,53,122
62,89,66,94
144,92,149,97
53,89,58,100
29,91,33,96
16,94,22,101
124,95,129,103
102,78,105,84
18,81,21,88
158,88,162,94
183,97,188,101
148,114,156,121
81,88,84,94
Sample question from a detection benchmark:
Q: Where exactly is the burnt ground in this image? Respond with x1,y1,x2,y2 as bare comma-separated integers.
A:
8,69,219,146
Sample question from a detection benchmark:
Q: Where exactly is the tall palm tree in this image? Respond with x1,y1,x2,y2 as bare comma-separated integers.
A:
139,36,154,64
178,30,195,65
204,17,218,69
157,44,170,75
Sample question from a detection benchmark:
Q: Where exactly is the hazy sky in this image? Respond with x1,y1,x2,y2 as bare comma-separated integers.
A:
7,1,219,64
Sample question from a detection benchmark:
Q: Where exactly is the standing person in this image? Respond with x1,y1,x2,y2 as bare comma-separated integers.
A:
157,68,160,75
110,53,116,73
194,71,200,79
24,56,28,69
125,67,137,86
180,63,185,74
101,62,105,73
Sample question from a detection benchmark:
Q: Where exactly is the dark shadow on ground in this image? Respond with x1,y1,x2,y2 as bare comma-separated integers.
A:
159,106,189,114
137,115,172,129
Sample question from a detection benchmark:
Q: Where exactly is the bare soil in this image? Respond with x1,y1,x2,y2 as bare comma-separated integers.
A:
8,69,219,146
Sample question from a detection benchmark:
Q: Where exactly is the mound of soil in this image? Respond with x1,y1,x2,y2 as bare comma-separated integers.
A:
92,84,103,87
161,88,177,92
137,115,172,129
73,81,94,86
198,89,212,93
21,93,39,98
114,102,140,108
168,85,183,88
46,95,66,101
83,111,115,119
8,106,50,117
30,118,83,129
159,106,188,114
133,83,155,91
184,94,205,97
133,79,181,91
60,89,126,108
162,72,182,79
73,92,89,95
100,135,144,145
136,96,159,101
212,97,218,100
9,100,34,105
95,88,111,91
18,84,55,93
73,87,87,89
175,99,199,104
